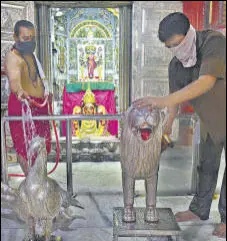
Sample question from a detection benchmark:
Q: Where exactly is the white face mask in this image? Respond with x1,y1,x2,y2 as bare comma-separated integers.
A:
170,25,197,67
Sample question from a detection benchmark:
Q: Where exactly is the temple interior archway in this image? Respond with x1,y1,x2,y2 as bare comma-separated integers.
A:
49,7,125,139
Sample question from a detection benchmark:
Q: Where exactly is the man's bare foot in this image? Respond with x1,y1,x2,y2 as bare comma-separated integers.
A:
213,223,226,238
175,210,200,222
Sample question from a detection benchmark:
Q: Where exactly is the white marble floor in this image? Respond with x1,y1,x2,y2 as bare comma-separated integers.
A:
1,152,225,241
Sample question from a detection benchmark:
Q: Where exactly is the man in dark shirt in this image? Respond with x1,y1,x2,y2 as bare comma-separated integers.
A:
133,12,226,238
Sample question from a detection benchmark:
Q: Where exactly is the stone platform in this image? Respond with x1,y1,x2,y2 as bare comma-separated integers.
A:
113,208,181,241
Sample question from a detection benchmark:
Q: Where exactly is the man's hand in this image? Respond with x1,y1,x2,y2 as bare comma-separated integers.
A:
163,105,178,135
133,96,170,109
163,122,173,135
42,80,49,96
17,89,29,101
48,92,53,104
134,75,217,110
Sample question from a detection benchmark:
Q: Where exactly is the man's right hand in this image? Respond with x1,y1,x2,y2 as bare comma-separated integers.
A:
163,122,173,135
17,89,29,101
163,105,178,135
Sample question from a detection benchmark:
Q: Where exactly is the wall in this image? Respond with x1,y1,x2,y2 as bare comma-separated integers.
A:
131,1,183,100
132,1,183,141
1,1,35,163
1,1,35,105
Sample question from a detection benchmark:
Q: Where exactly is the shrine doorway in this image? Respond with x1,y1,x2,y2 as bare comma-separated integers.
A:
35,1,132,139
50,7,121,123
35,1,132,120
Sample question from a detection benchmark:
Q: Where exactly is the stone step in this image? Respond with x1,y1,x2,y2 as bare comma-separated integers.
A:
48,153,120,162
49,138,120,162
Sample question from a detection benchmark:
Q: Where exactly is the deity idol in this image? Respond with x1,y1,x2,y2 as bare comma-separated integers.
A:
87,55,97,79
72,87,110,138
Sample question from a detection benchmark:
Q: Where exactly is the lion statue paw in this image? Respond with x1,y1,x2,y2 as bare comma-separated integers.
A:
123,207,136,223
144,206,159,223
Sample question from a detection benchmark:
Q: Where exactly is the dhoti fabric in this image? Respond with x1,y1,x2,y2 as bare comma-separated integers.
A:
8,92,51,162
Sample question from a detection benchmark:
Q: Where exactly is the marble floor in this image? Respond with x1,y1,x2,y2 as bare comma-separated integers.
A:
1,148,225,241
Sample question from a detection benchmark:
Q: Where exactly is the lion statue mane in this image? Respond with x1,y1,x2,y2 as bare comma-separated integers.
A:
120,106,165,223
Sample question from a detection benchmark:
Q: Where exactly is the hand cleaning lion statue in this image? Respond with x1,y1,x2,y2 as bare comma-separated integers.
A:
120,106,166,223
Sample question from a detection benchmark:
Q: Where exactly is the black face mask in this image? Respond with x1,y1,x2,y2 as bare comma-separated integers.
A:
14,39,36,54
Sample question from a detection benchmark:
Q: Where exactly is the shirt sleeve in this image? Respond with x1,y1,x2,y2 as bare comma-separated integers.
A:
199,33,226,79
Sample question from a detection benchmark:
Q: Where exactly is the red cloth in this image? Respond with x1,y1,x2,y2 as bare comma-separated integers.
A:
8,92,51,161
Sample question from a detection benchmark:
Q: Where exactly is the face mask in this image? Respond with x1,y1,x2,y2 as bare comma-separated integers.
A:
14,39,36,54
170,25,197,67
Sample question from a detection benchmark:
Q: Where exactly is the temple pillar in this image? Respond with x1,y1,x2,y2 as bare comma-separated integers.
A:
119,6,132,112
35,3,52,92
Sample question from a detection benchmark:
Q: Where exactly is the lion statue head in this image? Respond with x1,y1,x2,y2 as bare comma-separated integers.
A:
120,106,165,179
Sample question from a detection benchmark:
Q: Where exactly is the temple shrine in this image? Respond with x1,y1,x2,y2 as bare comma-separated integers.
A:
62,82,118,138
51,7,120,141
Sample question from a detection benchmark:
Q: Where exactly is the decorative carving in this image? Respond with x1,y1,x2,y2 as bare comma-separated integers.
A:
35,1,132,8
137,1,182,10
1,8,13,29
143,80,169,97
77,44,105,81
26,1,35,23
1,6,26,34
1,41,13,66
1,1,35,68
143,45,172,66
1,73,10,105
142,69,168,81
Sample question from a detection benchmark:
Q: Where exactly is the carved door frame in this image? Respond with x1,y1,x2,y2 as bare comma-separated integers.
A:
35,1,133,112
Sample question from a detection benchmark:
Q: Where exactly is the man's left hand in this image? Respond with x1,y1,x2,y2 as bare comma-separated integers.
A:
48,92,53,104
133,96,170,109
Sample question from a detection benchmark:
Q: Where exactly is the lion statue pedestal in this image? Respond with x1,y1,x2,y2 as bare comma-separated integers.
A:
112,207,181,241
113,106,181,240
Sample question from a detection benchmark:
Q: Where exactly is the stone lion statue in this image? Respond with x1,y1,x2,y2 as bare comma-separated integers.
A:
120,106,165,223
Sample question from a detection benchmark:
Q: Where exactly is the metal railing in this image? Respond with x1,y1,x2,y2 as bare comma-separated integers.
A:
1,113,199,196
1,114,122,195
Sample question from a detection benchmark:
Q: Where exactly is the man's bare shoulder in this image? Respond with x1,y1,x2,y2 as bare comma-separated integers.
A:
5,50,23,67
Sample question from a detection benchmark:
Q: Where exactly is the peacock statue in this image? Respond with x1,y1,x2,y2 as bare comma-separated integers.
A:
1,136,84,241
